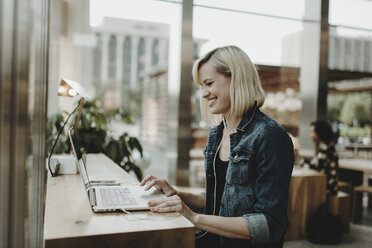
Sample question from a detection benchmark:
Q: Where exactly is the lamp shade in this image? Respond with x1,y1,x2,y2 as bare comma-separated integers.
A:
58,78,91,99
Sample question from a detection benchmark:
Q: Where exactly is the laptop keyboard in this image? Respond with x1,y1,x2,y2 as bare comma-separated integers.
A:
100,188,137,206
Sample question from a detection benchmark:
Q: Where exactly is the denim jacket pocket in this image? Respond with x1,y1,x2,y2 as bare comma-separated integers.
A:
226,150,253,185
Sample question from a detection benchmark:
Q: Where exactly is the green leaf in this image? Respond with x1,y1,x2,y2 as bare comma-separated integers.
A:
128,137,143,157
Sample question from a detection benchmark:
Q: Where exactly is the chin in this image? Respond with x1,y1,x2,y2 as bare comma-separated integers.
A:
210,109,221,115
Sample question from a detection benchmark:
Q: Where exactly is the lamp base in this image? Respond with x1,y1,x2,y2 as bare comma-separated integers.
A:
49,154,78,175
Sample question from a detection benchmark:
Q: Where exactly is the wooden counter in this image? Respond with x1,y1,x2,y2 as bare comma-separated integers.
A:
44,154,194,248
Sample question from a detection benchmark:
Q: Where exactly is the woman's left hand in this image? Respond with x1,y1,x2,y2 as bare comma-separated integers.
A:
148,195,196,221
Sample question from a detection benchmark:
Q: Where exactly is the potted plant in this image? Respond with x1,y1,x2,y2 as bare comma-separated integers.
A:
47,98,144,181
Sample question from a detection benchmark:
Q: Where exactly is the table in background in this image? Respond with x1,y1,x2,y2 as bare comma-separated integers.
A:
44,154,194,248
285,167,327,241
339,158,372,186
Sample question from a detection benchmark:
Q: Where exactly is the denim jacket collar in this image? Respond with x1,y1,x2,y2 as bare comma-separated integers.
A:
236,101,258,132
207,101,259,153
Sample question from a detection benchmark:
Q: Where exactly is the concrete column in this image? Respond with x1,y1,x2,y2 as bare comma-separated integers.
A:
299,0,329,155
176,0,194,186
158,38,168,65
116,34,125,105
47,0,61,116
130,36,139,89
101,33,110,83
116,34,125,88
145,37,153,73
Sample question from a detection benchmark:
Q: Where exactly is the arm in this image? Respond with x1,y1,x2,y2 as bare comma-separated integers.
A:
177,191,205,212
142,176,251,239
302,145,339,194
148,195,251,239
248,126,294,243
301,147,326,171
192,214,250,239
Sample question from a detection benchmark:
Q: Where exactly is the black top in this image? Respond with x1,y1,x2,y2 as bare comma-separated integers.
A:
196,153,228,248
215,154,228,214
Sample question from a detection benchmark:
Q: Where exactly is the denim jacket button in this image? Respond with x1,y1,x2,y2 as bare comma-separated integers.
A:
234,154,238,159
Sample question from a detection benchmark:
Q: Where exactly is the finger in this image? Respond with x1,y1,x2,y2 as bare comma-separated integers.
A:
140,175,155,186
144,179,162,191
151,206,180,213
147,198,168,207
151,201,183,213
148,198,166,207
151,199,181,209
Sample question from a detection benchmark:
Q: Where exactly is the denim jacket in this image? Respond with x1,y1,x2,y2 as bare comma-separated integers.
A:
202,103,294,248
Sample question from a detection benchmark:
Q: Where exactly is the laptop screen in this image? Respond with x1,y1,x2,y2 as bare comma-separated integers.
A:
68,127,90,187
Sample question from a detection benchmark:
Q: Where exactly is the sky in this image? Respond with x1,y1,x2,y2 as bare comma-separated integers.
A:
89,0,372,65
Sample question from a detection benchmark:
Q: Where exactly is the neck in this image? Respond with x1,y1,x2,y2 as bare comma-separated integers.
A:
224,116,241,133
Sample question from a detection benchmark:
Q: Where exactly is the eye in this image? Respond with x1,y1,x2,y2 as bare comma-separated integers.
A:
206,81,214,87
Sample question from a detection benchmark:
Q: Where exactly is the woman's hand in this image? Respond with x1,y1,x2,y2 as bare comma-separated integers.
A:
148,194,196,221
140,175,177,197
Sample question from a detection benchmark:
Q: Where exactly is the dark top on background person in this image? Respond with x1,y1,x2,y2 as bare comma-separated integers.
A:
301,120,339,195
140,45,294,248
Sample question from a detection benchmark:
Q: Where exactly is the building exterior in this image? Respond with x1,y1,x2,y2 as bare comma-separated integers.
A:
281,28,372,73
92,17,170,90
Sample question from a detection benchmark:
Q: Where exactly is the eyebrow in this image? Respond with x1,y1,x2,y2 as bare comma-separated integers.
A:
202,78,214,83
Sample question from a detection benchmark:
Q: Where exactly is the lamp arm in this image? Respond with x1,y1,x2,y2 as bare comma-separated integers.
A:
74,97,85,135
47,104,80,177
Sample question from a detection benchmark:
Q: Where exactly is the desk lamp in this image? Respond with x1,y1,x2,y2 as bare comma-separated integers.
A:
58,78,90,134
48,79,90,176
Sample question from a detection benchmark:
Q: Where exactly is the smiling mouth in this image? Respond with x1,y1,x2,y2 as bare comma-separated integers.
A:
208,98,216,107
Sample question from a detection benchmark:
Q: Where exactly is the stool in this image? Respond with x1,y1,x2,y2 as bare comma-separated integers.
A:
368,177,372,208
352,185,372,222
327,192,351,233
338,181,353,195
338,181,353,216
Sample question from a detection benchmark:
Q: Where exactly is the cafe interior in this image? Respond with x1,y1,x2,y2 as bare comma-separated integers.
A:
1,0,372,247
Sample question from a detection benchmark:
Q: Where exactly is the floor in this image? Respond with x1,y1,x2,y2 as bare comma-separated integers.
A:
284,208,372,248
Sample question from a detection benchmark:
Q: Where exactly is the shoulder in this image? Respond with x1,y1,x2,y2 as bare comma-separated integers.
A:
251,110,288,138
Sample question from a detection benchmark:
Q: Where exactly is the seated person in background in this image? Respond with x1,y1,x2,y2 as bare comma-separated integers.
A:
300,120,339,195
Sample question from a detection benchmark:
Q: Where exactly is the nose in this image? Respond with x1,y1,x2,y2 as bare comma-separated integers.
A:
201,88,209,98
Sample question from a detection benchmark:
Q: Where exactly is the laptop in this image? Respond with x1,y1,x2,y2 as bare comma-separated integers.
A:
68,127,165,212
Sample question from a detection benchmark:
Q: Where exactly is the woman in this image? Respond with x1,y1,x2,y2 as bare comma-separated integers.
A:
301,120,338,195
140,45,294,248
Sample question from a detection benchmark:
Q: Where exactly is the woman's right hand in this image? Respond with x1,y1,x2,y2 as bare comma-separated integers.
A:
140,175,177,197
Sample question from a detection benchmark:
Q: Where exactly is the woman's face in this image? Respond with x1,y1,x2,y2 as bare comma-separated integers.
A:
199,61,232,116
310,125,319,142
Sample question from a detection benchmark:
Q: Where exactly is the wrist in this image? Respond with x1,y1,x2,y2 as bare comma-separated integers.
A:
189,212,199,225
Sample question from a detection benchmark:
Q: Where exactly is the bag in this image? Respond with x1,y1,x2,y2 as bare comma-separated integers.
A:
307,203,343,244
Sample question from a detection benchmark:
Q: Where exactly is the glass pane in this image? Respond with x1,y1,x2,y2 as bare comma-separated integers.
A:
193,1,305,139
328,0,372,158
330,0,372,31
195,0,306,20
47,0,181,181
193,5,304,65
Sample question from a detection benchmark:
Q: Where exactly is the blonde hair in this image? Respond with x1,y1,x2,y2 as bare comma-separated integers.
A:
192,45,265,126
